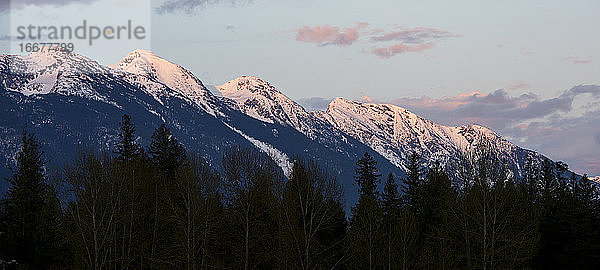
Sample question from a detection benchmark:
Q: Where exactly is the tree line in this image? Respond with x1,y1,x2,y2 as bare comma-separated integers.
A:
0,114,599,269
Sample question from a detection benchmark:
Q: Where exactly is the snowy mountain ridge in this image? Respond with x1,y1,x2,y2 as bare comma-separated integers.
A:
1,49,400,205
0,49,114,103
1,49,548,184
217,75,358,149
312,97,529,172
218,76,326,138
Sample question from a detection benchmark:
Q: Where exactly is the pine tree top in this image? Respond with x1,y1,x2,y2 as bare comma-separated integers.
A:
355,152,381,198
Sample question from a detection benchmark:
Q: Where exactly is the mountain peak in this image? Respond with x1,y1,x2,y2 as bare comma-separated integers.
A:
110,49,173,76
327,97,357,111
327,97,412,115
121,49,161,63
218,75,321,129
109,49,219,116
220,75,281,95
1,49,108,97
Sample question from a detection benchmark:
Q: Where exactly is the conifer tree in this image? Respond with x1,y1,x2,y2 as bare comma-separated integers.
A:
354,152,381,197
1,130,64,268
115,114,142,162
570,174,600,267
417,161,456,268
402,152,422,210
539,159,558,202
381,173,401,270
348,152,383,270
149,123,186,174
148,123,186,267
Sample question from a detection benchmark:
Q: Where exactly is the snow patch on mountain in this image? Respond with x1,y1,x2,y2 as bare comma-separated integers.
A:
223,122,293,177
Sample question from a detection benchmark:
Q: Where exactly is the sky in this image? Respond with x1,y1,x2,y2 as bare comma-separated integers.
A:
1,0,599,175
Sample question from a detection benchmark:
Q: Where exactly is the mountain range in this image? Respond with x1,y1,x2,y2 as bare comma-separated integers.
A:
0,49,556,204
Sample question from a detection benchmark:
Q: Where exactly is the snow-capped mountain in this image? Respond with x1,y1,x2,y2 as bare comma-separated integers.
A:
109,49,221,116
1,49,115,103
0,49,565,204
312,97,537,174
0,49,257,189
0,50,398,206
217,76,357,147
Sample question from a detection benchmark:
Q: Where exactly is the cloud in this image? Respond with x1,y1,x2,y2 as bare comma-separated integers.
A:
564,56,592,64
303,86,600,174
366,26,458,58
296,97,334,112
507,81,531,91
371,42,434,58
293,22,458,58
295,23,369,47
155,0,251,14
370,27,459,44
385,86,600,129
381,85,600,175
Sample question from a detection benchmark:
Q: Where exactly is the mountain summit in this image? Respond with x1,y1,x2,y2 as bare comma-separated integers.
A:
110,49,219,116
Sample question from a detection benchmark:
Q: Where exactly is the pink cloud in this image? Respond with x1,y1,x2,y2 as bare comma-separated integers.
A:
574,59,592,64
371,42,435,58
293,23,458,59
371,27,459,43
507,81,531,91
564,56,592,64
295,22,369,46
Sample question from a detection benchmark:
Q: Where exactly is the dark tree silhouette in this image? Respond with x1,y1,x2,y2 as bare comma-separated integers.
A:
1,129,64,268
115,114,142,162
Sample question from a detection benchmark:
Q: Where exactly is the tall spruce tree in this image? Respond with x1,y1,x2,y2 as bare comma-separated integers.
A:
417,161,456,268
0,129,64,268
354,152,381,197
148,123,186,268
149,123,186,174
402,152,422,210
381,173,401,270
115,114,141,162
348,152,383,270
